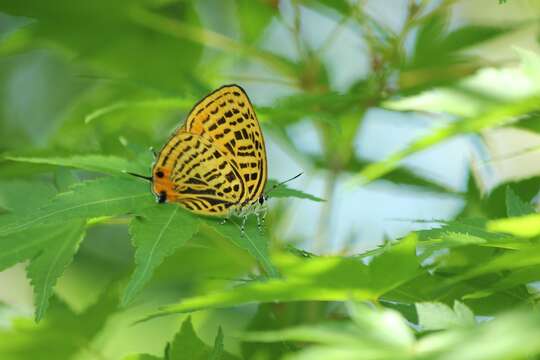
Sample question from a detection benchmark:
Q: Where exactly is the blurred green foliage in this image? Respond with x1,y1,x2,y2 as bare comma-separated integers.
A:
0,0,540,359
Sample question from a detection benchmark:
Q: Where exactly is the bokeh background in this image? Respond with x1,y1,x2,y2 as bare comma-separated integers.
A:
1,0,540,358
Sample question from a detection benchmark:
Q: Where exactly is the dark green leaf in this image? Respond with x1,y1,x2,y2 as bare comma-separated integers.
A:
505,186,536,217
0,177,154,236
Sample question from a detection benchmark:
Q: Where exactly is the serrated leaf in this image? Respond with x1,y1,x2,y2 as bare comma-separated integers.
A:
27,221,86,322
145,237,420,319
505,186,535,217
369,234,419,295
5,154,147,175
0,180,56,213
210,220,278,278
0,177,154,237
416,300,475,331
167,317,237,360
417,218,527,251
0,220,86,321
209,326,224,360
122,204,199,306
266,180,324,202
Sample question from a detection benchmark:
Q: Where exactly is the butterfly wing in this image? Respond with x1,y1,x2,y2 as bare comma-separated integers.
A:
152,132,245,216
180,85,268,204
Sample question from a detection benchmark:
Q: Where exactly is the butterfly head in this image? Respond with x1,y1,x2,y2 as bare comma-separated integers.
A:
151,166,174,203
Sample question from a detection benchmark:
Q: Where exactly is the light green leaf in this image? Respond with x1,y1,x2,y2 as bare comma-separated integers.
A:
243,304,413,360
266,180,324,202
416,309,540,360
487,213,540,238
0,220,86,321
84,98,194,124
4,154,147,175
348,303,414,348
123,355,161,360
0,177,154,237
417,218,529,251
416,301,475,331
122,204,200,306
505,187,535,217
353,95,540,185
145,237,420,319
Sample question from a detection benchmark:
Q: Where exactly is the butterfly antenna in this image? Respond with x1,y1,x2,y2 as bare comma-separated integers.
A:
124,171,153,182
267,172,303,194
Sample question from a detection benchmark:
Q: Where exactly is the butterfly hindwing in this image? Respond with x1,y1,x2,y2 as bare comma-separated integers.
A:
181,85,268,204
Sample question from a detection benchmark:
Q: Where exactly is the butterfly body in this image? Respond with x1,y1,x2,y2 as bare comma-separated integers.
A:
150,85,268,222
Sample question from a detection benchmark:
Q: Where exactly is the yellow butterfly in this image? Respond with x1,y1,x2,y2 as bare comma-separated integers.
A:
130,85,299,232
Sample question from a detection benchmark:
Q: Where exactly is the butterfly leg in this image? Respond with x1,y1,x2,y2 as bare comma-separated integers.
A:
240,215,248,237
261,206,267,228
256,213,262,232
219,218,227,225
149,146,157,159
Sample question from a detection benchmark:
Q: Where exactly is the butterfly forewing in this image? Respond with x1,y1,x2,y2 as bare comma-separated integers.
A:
181,85,267,204
152,85,267,217
152,132,244,215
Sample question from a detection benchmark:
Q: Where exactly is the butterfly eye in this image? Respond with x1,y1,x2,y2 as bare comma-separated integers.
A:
156,170,164,178
258,196,265,205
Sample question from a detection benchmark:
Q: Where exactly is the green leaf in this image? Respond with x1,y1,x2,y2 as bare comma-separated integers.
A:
27,221,86,322
0,0,204,94
447,244,540,285
237,0,276,44
209,327,224,360
243,304,414,359
0,291,116,359
369,234,419,294
145,237,420,319
167,316,209,360
0,177,154,237
353,95,540,185
167,317,237,360
487,214,540,238
416,309,540,360
123,355,162,360
417,218,528,251
122,204,200,306
416,300,475,331
266,180,324,202
505,186,535,217
210,220,278,278
5,154,148,175
53,168,79,193
0,220,86,321
0,180,56,213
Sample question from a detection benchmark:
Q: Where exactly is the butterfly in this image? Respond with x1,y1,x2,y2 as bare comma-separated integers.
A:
129,85,299,233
